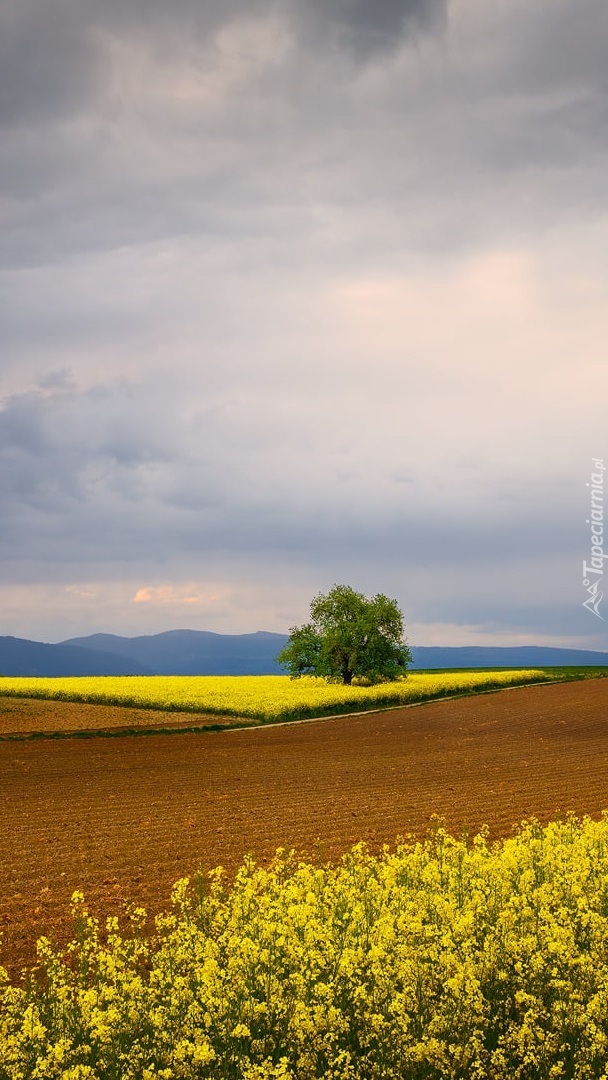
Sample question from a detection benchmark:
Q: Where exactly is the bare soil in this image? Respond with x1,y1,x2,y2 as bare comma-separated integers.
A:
0,695,254,737
1,679,608,981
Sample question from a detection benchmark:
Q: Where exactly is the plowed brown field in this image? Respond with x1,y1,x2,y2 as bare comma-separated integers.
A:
1,679,608,980
0,695,254,736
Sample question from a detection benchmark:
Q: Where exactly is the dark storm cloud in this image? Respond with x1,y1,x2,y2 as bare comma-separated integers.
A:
299,0,446,57
323,0,441,35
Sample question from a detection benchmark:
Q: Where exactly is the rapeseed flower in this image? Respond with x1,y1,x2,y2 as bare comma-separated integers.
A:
0,671,549,723
4,817,608,1076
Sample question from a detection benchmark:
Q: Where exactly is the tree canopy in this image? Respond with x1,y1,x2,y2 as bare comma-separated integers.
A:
276,584,412,685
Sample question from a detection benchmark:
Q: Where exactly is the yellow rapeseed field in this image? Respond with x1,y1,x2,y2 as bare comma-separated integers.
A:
0,670,549,722
3,816,608,1078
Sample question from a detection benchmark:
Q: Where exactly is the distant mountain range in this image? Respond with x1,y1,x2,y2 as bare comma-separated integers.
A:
411,646,608,669
1,632,608,677
0,635,150,677
62,630,289,675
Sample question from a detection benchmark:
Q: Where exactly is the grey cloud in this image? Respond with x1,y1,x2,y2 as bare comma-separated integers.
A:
483,0,608,101
1,0,606,276
0,0,432,132
36,368,76,392
0,378,176,509
0,372,581,575
326,0,442,34
0,0,605,647
0,3,105,127
299,0,446,57
0,0,241,129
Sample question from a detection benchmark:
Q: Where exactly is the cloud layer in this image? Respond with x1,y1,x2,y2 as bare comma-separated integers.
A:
1,0,607,645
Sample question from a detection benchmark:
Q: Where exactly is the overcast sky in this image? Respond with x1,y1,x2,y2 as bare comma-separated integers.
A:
1,0,607,648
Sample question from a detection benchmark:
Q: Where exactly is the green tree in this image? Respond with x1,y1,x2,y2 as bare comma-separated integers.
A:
277,584,412,685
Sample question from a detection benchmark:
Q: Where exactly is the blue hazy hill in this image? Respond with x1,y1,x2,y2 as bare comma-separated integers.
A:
61,630,289,675
0,636,150,676
1,632,607,677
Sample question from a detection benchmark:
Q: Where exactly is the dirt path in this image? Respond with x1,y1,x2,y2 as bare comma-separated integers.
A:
1,679,608,979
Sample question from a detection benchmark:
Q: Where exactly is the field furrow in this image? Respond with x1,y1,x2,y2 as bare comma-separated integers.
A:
1,678,608,981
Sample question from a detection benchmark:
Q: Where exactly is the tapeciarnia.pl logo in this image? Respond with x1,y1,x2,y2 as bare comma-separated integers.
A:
582,458,605,621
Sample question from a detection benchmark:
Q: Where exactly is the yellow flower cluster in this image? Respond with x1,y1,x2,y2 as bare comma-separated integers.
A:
0,670,549,722
4,816,608,1077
